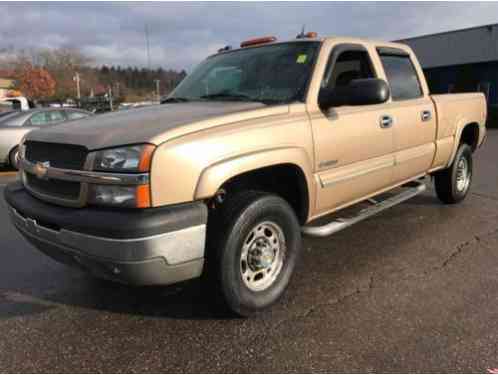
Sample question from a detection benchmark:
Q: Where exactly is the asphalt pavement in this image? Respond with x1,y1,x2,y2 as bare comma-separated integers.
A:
0,132,497,373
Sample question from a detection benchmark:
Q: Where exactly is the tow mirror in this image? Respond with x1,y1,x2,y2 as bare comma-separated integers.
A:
318,78,390,109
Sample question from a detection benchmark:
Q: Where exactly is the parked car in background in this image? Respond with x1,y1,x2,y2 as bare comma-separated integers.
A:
0,108,92,169
0,97,34,111
0,102,15,113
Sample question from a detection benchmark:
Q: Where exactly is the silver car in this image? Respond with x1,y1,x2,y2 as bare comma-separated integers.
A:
0,108,92,169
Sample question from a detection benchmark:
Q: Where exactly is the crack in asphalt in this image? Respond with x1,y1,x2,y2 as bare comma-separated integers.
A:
430,227,498,273
301,275,375,319
472,192,498,202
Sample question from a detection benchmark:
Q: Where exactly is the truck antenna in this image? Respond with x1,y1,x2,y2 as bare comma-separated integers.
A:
297,24,306,39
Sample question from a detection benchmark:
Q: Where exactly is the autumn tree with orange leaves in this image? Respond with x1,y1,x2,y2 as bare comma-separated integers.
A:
14,63,56,100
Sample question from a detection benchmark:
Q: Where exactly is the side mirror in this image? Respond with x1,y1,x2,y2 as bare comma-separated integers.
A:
318,78,390,109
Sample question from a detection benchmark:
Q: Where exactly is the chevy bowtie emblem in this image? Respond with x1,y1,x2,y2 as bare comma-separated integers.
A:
34,161,50,179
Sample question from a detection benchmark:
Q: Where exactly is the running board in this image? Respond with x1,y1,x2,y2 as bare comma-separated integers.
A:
302,181,426,237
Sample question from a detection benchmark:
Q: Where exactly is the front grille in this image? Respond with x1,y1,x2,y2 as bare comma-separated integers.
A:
26,173,81,200
25,141,88,170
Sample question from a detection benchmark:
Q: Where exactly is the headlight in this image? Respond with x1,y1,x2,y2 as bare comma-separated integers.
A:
88,184,151,208
88,144,155,208
91,144,155,172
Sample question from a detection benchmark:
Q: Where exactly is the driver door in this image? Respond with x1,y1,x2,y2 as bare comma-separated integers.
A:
311,44,395,216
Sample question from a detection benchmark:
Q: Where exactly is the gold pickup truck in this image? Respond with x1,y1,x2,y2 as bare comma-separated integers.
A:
5,34,487,316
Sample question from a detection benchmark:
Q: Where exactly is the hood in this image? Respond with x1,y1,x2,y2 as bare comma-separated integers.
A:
26,102,289,150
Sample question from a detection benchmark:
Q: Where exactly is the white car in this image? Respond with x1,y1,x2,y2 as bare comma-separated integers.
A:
0,108,92,169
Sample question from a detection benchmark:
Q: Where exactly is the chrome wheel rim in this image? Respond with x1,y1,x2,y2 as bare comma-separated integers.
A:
456,155,471,193
240,221,286,292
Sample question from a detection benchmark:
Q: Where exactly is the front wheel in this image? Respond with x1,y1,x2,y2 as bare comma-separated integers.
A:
434,143,473,204
208,191,302,317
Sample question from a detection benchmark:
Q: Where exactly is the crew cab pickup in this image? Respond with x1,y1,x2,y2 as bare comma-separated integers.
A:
5,35,486,316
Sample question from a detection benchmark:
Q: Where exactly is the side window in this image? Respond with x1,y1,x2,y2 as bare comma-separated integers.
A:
29,112,48,126
378,53,422,101
66,111,89,120
322,49,375,90
46,111,65,123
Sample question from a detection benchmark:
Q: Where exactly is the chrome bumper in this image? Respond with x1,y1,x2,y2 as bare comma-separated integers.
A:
8,205,206,286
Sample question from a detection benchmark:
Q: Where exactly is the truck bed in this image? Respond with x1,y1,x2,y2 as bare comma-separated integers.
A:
431,92,487,141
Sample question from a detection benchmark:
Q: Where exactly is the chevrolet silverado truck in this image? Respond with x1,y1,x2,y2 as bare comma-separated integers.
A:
5,34,486,316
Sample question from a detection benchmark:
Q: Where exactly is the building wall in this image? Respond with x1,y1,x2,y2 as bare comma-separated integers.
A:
398,24,498,69
424,61,498,104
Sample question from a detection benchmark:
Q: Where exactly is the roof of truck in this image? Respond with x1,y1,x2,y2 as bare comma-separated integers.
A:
213,35,412,57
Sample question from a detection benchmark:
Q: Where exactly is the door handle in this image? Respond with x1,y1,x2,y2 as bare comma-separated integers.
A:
379,115,393,129
421,110,432,122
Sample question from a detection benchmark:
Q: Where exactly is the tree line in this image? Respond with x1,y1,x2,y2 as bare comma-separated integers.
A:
0,46,187,103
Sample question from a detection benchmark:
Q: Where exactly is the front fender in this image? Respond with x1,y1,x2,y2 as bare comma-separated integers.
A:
194,146,316,208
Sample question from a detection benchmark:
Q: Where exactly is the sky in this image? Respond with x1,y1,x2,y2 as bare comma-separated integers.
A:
2,2,498,71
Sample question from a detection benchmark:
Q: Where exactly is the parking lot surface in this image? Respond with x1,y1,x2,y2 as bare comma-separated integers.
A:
0,131,497,373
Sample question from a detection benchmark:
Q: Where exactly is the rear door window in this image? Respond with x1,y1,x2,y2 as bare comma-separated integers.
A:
378,52,422,101
29,112,49,126
46,110,66,123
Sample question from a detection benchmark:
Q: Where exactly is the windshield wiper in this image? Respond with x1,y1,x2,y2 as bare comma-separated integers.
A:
200,92,279,105
200,92,253,101
161,97,190,103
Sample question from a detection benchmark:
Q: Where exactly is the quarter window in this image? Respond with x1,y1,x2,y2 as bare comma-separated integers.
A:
378,53,422,101
66,111,88,120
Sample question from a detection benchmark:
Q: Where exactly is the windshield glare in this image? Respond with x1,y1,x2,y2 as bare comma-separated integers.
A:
170,42,320,104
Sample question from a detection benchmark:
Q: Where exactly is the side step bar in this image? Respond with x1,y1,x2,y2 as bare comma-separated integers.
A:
302,181,426,237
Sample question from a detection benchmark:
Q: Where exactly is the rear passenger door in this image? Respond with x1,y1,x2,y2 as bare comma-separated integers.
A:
377,48,437,183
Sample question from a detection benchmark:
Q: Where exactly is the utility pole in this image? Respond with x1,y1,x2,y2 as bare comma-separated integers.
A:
73,72,81,103
108,86,113,112
154,79,160,102
145,24,151,70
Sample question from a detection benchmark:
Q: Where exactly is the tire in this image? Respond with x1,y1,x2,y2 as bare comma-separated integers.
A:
207,191,302,317
9,146,19,171
434,143,473,204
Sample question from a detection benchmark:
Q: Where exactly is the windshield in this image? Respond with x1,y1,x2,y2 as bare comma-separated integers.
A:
168,42,320,104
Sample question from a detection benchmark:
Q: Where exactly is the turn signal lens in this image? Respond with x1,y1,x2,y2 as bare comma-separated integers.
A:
135,184,151,208
137,145,155,172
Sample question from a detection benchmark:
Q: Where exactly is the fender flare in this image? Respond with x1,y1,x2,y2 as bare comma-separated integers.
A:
194,146,316,210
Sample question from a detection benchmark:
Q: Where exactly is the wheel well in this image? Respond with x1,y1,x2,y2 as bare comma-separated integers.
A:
460,123,479,151
8,145,19,166
217,164,309,224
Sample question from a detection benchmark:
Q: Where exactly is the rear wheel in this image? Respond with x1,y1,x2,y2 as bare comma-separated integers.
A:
9,146,19,170
434,143,472,204
208,191,302,317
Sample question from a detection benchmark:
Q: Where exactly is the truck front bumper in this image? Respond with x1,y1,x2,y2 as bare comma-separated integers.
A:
4,182,208,286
